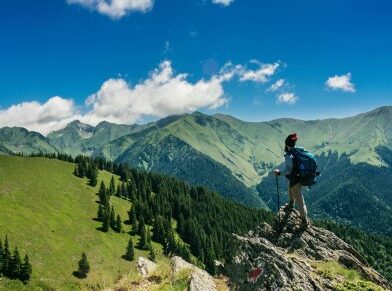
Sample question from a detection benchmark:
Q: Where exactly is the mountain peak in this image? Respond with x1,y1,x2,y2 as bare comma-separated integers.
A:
226,208,391,290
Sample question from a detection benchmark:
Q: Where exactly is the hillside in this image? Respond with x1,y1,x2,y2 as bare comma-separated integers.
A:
0,155,153,290
0,155,270,289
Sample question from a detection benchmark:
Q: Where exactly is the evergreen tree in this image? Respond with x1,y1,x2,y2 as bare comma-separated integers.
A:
98,181,106,204
121,182,127,198
77,252,90,279
115,184,121,197
3,236,11,277
110,206,116,231
149,245,156,262
131,210,138,235
10,247,22,279
102,214,110,232
97,204,105,221
0,239,3,275
137,216,145,235
139,226,148,250
19,254,32,283
109,176,116,195
116,215,123,233
88,164,98,187
146,226,151,246
124,238,135,261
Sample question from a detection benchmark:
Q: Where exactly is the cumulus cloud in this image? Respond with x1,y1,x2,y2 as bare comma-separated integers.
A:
325,73,355,92
277,92,298,105
81,60,228,125
0,59,282,135
0,97,80,135
211,0,234,6
238,62,280,83
66,0,153,19
268,79,285,92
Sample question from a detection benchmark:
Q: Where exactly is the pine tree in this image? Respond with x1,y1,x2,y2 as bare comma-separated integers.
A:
77,252,90,279
109,176,116,195
149,245,156,262
137,216,145,235
98,181,106,204
19,254,32,283
0,239,4,276
88,164,98,187
131,210,138,235
102,214,110,232
97,204,105,221
3,236,11,277
116,215,123,233
140,226,148,250
116,184,121,197
110,206,116,230
124,238,135,261
146,226,152,246
10,247,22,279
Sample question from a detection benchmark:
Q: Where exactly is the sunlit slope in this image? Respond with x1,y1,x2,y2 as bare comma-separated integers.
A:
0,156,156,290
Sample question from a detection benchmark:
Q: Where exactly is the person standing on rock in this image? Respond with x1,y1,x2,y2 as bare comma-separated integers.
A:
274,133,309,228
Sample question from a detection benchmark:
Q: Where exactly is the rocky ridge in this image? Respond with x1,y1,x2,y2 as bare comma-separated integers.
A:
226,208,392,290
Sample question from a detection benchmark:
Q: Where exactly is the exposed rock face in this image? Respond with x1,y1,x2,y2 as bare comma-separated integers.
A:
136,257,157,277
226,208,392,290
171,256,216,291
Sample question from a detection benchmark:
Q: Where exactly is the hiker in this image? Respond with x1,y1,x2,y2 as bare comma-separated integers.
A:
274,133,309,227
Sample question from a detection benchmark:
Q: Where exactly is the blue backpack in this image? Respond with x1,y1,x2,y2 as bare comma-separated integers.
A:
291,147,319,186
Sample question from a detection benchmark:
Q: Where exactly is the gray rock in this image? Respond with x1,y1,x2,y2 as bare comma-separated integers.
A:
226,208,392,291
136,257,157,277
171,256,216,291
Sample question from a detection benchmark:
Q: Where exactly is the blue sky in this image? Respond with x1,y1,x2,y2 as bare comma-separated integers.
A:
0,0,391,134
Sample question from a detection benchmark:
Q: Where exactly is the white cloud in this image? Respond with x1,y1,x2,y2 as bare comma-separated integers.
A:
66,0,153,19
268,79,285,92
82,61,228,125
277,92,298,105
0,97,81,135
0,59,283,135
211,0,234,6
238,62,280,83
325,73,355,92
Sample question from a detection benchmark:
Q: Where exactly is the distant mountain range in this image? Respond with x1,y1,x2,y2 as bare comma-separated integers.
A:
1,106,392,234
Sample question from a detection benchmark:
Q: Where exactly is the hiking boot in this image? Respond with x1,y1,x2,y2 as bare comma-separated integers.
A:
283,201,294,211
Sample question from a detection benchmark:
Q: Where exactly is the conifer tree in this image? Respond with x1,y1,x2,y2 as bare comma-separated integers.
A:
88,164,98,187
10,247,21,279
102,214,110,232
3,236,11,277
97,204,105,221
98,181,106,204
124,238,135,261
146,226,151,246
110,206,116,230
149,245,156,262
131,210,138,235
0,239,4,275
137,216,145,235
116,184,121,197
116,215,123,233
19,254,32,283
140,226,147,250
77,252,90,279
109,176,116,195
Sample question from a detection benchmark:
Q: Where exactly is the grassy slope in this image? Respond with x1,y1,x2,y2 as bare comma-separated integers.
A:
0,155,163,290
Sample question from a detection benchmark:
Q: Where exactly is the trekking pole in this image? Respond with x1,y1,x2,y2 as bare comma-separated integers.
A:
275,175,280,223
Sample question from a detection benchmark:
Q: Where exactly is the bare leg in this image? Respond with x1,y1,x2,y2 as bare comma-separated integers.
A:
292,183,307,219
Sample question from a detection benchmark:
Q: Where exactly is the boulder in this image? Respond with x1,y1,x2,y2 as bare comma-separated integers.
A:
136,257,157,277
171,256,216,291
226,208,392,290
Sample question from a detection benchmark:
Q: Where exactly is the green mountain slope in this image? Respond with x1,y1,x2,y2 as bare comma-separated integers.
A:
47,120,153,156
0,155,154,290
0,127,57,155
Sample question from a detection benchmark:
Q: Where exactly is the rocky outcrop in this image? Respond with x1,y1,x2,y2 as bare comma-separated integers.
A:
136,257,157,277
171,256,216,291
226,208,392,290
